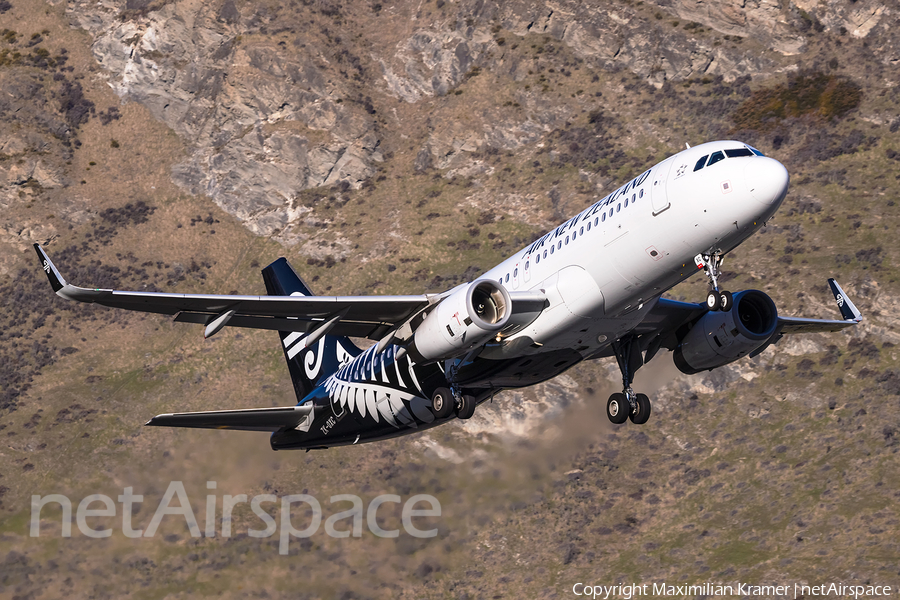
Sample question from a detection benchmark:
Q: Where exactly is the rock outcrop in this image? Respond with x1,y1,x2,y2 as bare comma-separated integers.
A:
72,0,381,239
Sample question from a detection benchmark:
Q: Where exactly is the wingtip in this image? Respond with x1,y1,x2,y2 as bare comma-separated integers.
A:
827,278,862,322
34,243,67,293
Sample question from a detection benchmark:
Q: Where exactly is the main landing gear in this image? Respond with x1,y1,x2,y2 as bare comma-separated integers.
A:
697,251,733,312
430,386,476,420
606,337,652,425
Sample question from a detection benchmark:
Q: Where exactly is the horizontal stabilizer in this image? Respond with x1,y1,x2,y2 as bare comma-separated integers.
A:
145,404,314,432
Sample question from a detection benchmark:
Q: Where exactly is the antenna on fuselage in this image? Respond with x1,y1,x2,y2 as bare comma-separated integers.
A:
685,142,691,149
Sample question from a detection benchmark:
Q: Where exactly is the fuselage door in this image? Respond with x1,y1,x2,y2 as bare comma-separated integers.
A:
651,158,674,216
523,255,532,284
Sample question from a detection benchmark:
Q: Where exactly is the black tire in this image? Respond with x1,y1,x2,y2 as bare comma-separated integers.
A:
706,291,721,311
430,387,455,419
456,394,477,420
719,290,733,311
629,393,652,425
607,393,630,424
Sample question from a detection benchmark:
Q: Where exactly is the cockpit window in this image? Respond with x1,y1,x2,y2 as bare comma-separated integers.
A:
725,148,753,158
693,155,709,172
706,151,725,167
746,145,765,156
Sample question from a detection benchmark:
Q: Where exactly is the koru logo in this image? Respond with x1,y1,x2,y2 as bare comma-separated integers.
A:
836,294,844,308
303,337,326,380
42,260,51,274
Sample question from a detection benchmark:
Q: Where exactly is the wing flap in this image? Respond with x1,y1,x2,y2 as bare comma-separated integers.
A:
145,405,314,432
173,312,394,338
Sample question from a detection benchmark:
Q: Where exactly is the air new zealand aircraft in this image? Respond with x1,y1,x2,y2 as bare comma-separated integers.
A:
35,141,861,450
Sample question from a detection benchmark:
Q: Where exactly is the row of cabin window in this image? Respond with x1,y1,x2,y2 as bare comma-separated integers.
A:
693,147,758,172
499,146,765,284
499,188,647,284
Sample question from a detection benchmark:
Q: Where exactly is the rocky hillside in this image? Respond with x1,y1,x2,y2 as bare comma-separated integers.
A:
2,0,900,597
55,0,900,242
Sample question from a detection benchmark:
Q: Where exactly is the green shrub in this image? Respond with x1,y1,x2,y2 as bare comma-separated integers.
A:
731,71,862,132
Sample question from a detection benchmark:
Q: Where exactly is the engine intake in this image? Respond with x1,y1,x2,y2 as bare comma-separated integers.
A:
409,280,512,363
673,290,778,375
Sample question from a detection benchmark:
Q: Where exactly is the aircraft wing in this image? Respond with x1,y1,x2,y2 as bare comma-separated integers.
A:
773,279,862,333
35,244,432,340
632,277,861,360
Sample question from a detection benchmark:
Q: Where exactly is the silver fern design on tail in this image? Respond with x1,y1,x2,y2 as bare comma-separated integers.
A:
323,344,434,429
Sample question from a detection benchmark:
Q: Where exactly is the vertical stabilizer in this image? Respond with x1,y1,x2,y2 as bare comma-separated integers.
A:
261,258,362,403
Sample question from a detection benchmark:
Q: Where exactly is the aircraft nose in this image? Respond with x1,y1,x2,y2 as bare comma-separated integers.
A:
745,157,789,206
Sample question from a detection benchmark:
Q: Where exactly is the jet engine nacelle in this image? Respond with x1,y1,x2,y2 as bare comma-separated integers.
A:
409,280,512,364
673,290,778,375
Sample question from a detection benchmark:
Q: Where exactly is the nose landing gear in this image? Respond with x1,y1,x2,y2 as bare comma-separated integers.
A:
606,337,653,425
697,252,733,311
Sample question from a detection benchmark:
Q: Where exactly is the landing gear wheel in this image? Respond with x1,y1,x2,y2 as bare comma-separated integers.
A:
430,387,455,419
455,394,476,420
706,291,721,311
607,393,630,425
719,290,733,312
629,393,652,425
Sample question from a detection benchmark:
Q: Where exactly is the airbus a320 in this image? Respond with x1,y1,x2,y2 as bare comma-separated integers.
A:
35,140,861,450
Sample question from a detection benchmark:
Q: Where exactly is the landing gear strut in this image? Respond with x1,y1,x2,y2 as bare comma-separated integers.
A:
606,337,652,425
697,251,733,312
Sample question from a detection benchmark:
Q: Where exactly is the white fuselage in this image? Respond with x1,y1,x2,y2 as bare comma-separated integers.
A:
479,140,789,359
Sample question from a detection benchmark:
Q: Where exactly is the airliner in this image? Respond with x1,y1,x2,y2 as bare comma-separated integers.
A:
35,140,861,450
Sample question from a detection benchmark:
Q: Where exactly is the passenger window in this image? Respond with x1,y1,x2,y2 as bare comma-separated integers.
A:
608,208,613,217
601,213,606,222
535,255,540,264
624,198,629,208
693,155,708,171
550,246,554,255
639,189,644,198
514,268,518,277
707,151,725,166
580,226,584,235
632,193,636,203
594,217,598,226
587,222,591,231
558,241,562,249
725,148,753,158
616,203,621,213
565,236,569,245
543,250,547,259
505,273,509,282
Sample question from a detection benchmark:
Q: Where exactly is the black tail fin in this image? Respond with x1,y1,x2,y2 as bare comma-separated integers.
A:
261,258,362,403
